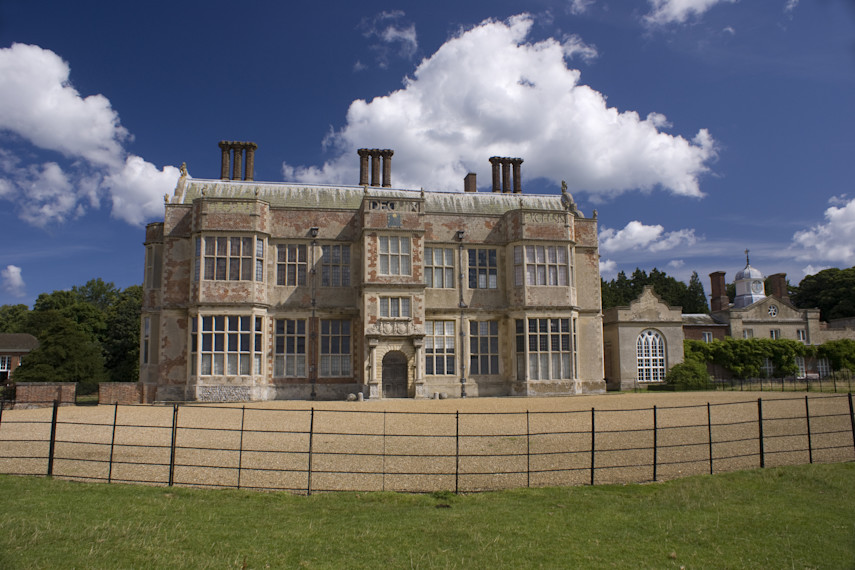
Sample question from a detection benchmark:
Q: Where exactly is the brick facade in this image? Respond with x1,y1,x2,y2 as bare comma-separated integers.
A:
14,382,76,406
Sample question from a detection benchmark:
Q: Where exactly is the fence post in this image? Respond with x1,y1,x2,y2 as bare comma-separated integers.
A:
848,393,855,457
237,406,246,489
168,404,179,486
47,400,59,477
707,402,714,475
590,408,595,486
307,407,315,495
526,410,531,488
455,410,459,495
833,373,838,393
107,402,118,483
382,410,387,493
805,396,813,464
652,406,658,482
757,398,765,469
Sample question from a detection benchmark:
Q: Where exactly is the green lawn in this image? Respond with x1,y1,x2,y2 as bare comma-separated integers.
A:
1,464,853,569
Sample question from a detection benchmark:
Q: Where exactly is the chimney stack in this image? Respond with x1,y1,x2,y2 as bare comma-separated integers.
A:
357,149,394,187
488,156,524,193
709,271,728,312
464,173,477,192
219,141,257,181
768,273,789,302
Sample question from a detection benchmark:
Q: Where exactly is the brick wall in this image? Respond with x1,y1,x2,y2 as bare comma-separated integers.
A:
99,382,145,405
15,382,76,405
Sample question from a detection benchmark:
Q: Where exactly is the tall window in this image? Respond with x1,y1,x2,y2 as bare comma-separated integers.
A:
379,236,411,275
762,358,774,378
818,357,831,378
516,318,572,380
797,329,807,343
795,356,806,379
201,236,262,281
320,319,351,377
770,329,781,340
321,245,350,287
702,332,713,343
142,317,151,365
468,248,497,289
277,244,307,286
0,356,10,381
514,245,568,286
195,316,262,376
743,329,754,339
144,245,161,289
274,319,306,377
379,297,410,318
637,329,665,383
469,321,499,375
426,321,455,375
425,247,454,288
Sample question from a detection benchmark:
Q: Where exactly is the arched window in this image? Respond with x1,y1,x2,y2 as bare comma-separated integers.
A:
637,329,665,383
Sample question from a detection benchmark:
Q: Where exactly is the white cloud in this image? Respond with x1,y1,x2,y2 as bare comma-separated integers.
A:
569,0,595,15
562,34,598,62
791,196,855,265
359,11,418,68
599,258,617,277
284,15,717,199
784,0,799,14
667,259,685,268
599,221,697,254
644,0,738,26
0,44,179,227
1,265,26,298
801,264,830,277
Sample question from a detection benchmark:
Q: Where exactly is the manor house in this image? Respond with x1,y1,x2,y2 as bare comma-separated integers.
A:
140,143,606,401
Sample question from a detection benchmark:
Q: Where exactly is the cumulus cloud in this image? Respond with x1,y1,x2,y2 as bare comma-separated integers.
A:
284,15,716,198
0,43,179,227
644,0,738,26
358,11,418,68
791,196,855,265
599,220,697,254
103,156,179,225
1,265,26,298
599,258,617,277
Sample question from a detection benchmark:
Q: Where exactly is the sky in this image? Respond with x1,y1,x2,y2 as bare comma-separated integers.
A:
1,0,854,308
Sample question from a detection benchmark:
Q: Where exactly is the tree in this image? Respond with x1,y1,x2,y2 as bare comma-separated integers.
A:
0,304,30,333
72,278,119,312
601,268,709,313
791,267,855,321
817,339,855,372
103,285,142,382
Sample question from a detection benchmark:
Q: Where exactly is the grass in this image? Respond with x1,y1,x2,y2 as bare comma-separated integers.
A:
1,463,853,569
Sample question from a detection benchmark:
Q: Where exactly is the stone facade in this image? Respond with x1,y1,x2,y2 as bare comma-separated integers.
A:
140,145,606,401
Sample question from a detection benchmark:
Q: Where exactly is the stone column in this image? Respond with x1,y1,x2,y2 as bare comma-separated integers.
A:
358,149,371,185
413,338,426,398
489,157,501,192
368,338,380,398
370,151,381,187
511,158,523,193
231,143,243,181
219,141,231,180
381,149,394,187
502,159,511,193
244,143,258,181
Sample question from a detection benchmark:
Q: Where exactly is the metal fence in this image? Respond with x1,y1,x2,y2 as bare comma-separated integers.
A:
0,394,853,494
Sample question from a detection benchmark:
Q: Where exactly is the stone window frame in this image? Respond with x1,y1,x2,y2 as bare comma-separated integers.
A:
197,236,263,282
274,318,307,378
144,245,162,289
277,244,308,287
426,320,456,376
796,329,807,343
142,317,151,365
636,329,665,383
769,329,781,340
379,296,411,318
192,315,263,377
516,318,573,381
468,248,498,289
378,235,411,276
319,319,352,377
320,244,351,287
513,245,568,287
424,246,455,288
743,329,754,339
469,320,499,375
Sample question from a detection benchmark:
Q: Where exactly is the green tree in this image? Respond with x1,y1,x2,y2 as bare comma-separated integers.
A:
601,268,708,313
791,267,855,321
0,304,30,333
817,339,855,372
72,278,119,312
103,285,142,382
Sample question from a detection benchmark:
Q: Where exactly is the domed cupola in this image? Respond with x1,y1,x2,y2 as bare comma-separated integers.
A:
733,249,766,308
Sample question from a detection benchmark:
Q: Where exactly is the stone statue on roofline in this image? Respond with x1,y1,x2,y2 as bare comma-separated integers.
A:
560,180,579,215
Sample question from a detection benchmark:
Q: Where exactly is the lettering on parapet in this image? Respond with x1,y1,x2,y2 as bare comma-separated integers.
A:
524,212,565,224
206,202,256,215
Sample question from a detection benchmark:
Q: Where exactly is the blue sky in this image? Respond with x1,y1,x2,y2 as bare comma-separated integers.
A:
1,0,853,307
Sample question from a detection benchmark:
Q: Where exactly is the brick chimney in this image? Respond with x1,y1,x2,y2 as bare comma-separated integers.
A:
464,173,477,192
488,157,523,193
709,271,728,312
357,149,394,187
219,141,257,181
768,273,789,302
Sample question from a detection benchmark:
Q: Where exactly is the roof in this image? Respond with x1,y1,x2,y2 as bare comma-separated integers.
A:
735,263,764,281
681,314,726,326
0,333,39,352
174,178,578,217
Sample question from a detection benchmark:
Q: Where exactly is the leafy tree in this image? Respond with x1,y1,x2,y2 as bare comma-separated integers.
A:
666,359,710,389
817,339,855,372
791,267,855,321
686,338,807,379
103,285,142,382
601,268,708,313
0,304,30,333
14,311,106,393
72,278,119,312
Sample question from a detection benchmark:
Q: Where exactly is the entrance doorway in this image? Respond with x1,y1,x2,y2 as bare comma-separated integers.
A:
382,351,408,398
